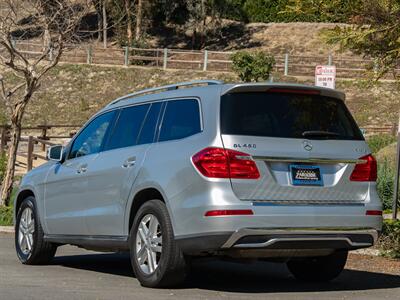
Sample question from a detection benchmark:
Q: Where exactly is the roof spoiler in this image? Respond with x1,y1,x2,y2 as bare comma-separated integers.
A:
221,83,345,101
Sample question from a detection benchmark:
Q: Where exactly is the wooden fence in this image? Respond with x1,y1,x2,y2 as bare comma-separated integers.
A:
0,125,80,173
11,40,400,79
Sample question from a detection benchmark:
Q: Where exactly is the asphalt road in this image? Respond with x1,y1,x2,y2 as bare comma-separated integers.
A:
1,233,399,300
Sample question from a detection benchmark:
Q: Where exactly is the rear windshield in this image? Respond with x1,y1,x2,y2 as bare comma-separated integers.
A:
220,92,364,140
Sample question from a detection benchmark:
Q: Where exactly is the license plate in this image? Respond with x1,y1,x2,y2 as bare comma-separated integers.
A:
290,165,323,186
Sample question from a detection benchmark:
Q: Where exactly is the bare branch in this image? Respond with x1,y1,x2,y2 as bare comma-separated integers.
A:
0,0,91,205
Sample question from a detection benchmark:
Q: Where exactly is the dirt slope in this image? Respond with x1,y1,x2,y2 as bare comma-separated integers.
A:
6,64,396,128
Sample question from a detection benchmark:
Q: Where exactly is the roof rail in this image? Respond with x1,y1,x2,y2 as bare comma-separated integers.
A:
107,80,223,107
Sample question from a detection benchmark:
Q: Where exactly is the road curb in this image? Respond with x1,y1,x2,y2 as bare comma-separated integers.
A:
0,226,14,233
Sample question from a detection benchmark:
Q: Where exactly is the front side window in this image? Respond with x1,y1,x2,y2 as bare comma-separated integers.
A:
159,99,201,142
105,104,150,151
69,111,115,159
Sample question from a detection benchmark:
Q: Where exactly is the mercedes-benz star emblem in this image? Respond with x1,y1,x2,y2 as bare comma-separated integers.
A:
303,141,313,152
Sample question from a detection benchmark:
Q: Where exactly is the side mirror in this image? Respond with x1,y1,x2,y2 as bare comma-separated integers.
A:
47,145,64,162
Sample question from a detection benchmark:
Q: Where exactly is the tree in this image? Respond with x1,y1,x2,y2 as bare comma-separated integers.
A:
91,0,103,42
282,0,362,23
322,0,400,80
135,0,142,42
0,0,89,206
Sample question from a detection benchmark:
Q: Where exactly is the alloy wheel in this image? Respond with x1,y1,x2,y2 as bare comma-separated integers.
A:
18,207,35,255
135,214,163,275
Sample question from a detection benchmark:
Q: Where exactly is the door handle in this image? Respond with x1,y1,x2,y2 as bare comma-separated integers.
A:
76,164,88,174
122,157,136,168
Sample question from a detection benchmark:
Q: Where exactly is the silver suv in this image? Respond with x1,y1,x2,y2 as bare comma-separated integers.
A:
14,80,382,287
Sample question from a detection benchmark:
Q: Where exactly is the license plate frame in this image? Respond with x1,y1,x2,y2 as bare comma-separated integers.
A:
290,165,323,186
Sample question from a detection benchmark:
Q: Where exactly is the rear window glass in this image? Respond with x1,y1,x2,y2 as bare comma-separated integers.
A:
220,92,364,140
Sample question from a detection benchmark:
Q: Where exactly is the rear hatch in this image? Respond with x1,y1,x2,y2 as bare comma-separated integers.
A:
220,87,372,205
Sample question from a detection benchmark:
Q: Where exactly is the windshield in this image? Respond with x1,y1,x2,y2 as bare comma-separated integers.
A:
220,92,364,140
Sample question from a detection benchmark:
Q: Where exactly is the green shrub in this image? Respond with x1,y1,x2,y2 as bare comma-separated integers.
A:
243,0,292,22
379,219,400,258
231,51,275,82
377,159,396,211
0,205,13,226
367,134,396,154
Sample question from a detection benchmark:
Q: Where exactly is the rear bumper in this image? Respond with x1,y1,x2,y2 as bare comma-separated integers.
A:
176,227,379,257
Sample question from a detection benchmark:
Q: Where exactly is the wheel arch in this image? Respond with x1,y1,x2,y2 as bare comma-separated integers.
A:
127,187,166,234
15,189,36,214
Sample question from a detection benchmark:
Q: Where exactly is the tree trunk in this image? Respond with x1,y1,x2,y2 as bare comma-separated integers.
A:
125,0,132,45
135,0,143,41
0,123,22,206
102,0,107,49
97,8,102,42
200,0,206,49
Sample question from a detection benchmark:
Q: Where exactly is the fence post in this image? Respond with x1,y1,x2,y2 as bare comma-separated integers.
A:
393,116,400,220
328,53,333,66
124,46,129,67
27,136,34,172
49,47,53,61
87,45,92,64
40,127,48,151
284,53,289,76
373,59,379,75
163,48,168,70
0,127,7,153
203,50,208,71
392,122,398,136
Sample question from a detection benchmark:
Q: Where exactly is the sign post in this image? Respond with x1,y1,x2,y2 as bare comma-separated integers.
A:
392,115,400,220
315,65,336,90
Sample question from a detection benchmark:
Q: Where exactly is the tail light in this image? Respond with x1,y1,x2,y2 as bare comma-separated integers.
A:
350,154,377,182
192,147,260,179
366,210,382,216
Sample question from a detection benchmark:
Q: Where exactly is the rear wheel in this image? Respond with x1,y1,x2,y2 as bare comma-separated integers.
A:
15,196,57,265
129,200,188,288
287,251,348,282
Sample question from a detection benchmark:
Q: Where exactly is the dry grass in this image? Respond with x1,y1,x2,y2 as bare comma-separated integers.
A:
0,63,396,128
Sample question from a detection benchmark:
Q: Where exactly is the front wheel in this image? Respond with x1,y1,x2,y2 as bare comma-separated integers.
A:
287,250,348,282
129,200,188,288
15,196,57,265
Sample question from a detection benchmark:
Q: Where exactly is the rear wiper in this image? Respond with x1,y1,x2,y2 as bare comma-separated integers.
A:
302,131,340,138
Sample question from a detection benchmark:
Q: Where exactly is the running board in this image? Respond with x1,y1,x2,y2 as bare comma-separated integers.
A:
44,234,129,251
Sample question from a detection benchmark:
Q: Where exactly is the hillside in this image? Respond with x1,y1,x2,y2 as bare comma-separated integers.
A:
151,22,353,57
3,64,397,129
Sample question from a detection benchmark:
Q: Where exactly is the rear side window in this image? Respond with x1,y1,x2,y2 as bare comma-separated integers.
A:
220,92,364,140
106,104,150,150
159,99,201,142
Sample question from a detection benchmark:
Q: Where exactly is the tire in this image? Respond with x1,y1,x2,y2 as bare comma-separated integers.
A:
15,196,57,265
287,250,348,282
129,199,188,288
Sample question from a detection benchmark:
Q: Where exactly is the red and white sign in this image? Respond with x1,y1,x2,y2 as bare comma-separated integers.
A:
315,65,336,89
